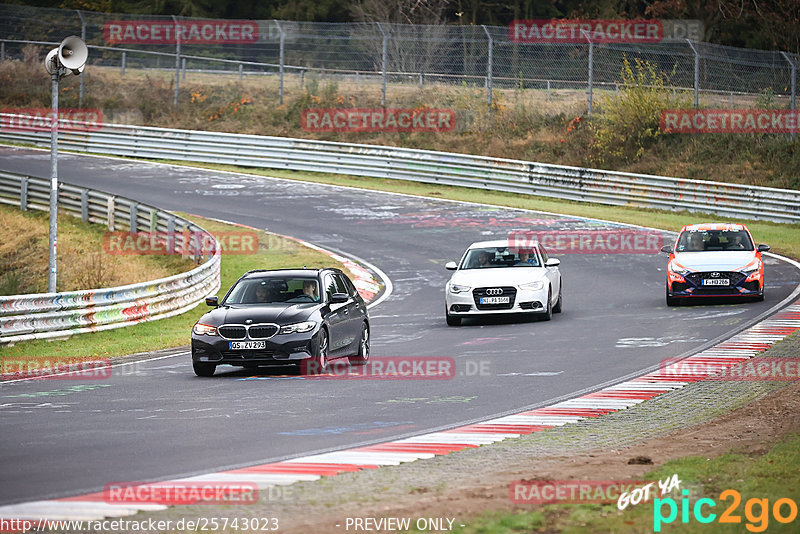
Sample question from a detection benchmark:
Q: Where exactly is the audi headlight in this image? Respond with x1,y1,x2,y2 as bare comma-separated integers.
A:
668,262,691,276
193,322,218,336
279,321,317,335
519,281,544,290
449,284,471,294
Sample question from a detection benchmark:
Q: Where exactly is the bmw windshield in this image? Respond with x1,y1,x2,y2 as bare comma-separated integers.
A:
224,276,321,305
460,247,541,269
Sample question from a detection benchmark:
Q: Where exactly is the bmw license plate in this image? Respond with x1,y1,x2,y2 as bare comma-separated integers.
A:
480,296,510,304
229,341,266,350
702,278,729,286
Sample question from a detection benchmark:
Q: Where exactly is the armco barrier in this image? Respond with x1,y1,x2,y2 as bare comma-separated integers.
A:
0,170,220,344
1,114,798,223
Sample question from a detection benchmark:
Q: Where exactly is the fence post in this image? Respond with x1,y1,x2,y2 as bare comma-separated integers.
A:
238,63,243,81
1,41,4,62
81,189,88,222
172,15,180,107
781,51,796,141
275,21,285,105
20,176,28,211
376,22,387,107
547,79,550,101
121,51,126,76
482,25,493,108
181,57,187,81
584,30,594,116
300,68,305,89
687,39,699,108
76,10,86,107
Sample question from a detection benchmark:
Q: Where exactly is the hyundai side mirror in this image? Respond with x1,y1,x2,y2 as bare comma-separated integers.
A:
757,244,770,252
205,296,219,307
660,244,673,253
445,261,458,270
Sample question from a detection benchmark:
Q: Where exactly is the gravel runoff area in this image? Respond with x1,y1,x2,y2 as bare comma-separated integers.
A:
128,331,800,533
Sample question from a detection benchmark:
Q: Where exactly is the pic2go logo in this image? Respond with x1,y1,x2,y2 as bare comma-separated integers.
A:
654,489,798,532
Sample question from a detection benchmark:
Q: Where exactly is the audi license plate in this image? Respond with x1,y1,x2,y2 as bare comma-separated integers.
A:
702,279,730,286
480,296,510,304
229,341,266,350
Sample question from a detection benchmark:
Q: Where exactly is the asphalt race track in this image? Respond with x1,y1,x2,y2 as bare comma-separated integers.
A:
1,146,799,505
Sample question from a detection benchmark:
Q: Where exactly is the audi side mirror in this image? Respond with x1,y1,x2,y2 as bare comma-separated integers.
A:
545,258,560,267
660,244,673,253
445,261,458,270
205,296,219,307
757,244,770,252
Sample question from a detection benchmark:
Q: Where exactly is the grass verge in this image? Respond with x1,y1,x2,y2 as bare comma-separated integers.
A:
444,431,800,533
0,213,354,359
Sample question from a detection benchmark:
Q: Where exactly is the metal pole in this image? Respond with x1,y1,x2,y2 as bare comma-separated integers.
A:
238,63,243,81
587,35,594,116
547,79,550,101
181,57,186,81
275,21,285,105
172,15,180,106
1,41,4,62
482,25,493,108
781,51,796,141
77,10,85,106
687,39,699,108
48,70,60,293
376,22,387,107
121,51,126,76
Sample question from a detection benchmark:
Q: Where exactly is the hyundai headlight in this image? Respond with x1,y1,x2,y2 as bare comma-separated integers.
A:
279,321,317,335
193,322,218,336
519,281,544,290
740,262,760,275
668,262,691,276
449,284,471,293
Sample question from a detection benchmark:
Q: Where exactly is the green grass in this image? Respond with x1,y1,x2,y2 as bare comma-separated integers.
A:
0,213,352,359
158,160,800,261
441,432,800,533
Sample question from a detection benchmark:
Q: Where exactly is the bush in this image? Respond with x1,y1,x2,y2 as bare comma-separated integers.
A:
590,57,691,165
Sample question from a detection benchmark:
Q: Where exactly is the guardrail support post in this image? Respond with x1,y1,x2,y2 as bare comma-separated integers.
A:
107,196,115,231
482,25,493,108
781,51,796,141
376,22,387,107
167,216,175,254
77,10,86,107
275,21,285,105
121,51,126,76
80,189,88,221
20,176,28,211
149,210,157,233
687,39,700,108
172,15,180,107
130,202,138,233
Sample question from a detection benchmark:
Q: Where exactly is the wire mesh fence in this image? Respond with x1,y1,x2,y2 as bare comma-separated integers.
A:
0,3,797,115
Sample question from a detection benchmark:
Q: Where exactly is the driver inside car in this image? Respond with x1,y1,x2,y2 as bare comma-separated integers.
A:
302,280,319,302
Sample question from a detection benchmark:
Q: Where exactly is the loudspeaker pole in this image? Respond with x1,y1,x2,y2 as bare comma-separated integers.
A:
48,68,59,292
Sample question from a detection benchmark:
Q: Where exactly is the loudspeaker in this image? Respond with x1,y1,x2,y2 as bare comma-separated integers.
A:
58,36,88,71
44,48,59,74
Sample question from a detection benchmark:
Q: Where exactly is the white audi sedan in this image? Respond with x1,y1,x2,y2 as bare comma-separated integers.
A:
444,239,562,326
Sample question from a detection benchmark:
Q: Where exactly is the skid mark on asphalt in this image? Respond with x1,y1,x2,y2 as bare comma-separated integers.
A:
616,336,708,348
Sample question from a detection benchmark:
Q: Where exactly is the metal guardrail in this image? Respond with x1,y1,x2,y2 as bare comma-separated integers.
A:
0,169,221,344
0,115,798,223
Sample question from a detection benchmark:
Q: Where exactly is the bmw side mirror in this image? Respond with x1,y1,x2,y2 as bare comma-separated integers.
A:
660,244,673,253
757,244,770,252
330,292,349,304
445,261,458,270
205,296,219,307
545,258,560,267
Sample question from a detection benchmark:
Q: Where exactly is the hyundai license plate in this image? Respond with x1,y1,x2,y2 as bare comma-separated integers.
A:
702,279,729,286
480,296,510,304
229,341,266,350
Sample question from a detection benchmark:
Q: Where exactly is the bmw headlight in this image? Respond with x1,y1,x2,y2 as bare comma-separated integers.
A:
668,262,691,276
192,322,218,336
279,321,317,335
519,281,544,290
449,284,471,294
